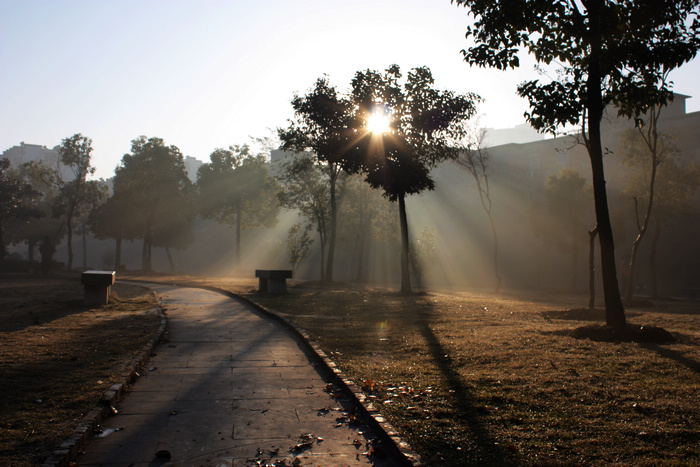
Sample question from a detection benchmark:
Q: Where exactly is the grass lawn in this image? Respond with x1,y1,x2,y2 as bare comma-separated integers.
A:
3,272,698,466
243,283,700,466
124,274,700,465
0,274,161,466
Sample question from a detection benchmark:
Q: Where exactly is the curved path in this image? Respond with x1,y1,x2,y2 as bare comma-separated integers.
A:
78,283,401,467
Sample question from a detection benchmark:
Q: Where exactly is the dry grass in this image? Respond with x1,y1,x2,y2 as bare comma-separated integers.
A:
8,271,697,466
0,274,161,466
242,282,700,466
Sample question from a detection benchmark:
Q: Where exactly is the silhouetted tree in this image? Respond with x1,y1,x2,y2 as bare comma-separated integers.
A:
286,223,312,276
337,174,397,283
196,145,279,271
276,154,334,280
89,190,141,270
619,101,677,300
114,136,194,272
453,0,700,326
620,127,700,298
278,77,353,282
456,127,501,292
346,65,479,293
26,134,102,270
0,158,42,261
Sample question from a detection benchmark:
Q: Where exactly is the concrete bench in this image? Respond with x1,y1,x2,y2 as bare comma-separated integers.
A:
255,269,292,294
81,270,116,306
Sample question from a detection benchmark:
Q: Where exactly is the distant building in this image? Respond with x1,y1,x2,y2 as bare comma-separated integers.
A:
2,142,58,165
1,142,74,180
483,123,544,147
183,155,203,182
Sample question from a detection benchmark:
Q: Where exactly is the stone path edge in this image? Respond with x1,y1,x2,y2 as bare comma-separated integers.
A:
41,293,168,467
195,284,424,467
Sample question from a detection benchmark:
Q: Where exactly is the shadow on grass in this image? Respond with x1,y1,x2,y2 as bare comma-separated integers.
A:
643,343,700,375
415,305,519,466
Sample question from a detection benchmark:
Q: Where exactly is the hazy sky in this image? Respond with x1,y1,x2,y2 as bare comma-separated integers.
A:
2,0,700,179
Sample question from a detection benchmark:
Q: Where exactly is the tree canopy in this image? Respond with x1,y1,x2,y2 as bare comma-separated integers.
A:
0,158,42,261
276,153,334,280
114,136,195,272
453,0,700,326
26,134,104,270
278,77,354,282
345,65,480,292
196,145,279,270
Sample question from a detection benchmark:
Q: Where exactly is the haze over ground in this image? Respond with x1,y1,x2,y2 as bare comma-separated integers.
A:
2,0,700,179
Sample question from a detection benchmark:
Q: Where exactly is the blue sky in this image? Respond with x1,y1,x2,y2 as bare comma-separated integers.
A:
2,0,699,179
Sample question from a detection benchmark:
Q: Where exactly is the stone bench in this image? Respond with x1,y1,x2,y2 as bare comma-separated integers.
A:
255,269,292,294
81,270,116,306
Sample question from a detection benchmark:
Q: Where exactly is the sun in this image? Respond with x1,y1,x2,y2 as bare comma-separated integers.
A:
367,111,391,134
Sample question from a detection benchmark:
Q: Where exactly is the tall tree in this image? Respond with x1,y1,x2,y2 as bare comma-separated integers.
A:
618,104,677,300
456,127,501,292
337,174,397,283
620,129,700,298
453,0,700,326
27,134,101,270
114,136,194,272
88,190,142,270
0,158,42,261
346,65,479,293
276,153,334,280
196,145,279,271
278,77,353,282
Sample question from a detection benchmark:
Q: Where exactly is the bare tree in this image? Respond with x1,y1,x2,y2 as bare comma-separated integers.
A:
456,127,501,292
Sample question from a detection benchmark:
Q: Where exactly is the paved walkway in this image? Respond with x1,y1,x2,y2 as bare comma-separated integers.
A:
78,284,401,467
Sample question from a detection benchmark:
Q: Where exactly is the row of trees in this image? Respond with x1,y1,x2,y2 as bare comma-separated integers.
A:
3,1,699,328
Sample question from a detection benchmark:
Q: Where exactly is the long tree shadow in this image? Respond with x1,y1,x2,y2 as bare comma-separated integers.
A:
415,304,520,466
642,341,700,375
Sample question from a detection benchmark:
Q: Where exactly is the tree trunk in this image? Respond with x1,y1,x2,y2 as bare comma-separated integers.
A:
486,211,501,293
626,168,658,301
27,238,36,263
325,168,338,282
355,231,366,283
627,106,661,300
165,246,175,272
571,224,578,291
318,230,326,281
588,227,598,310
587,1,626,327
114,237,122,271
65,214,74,270
142,217,153,272
81,223,88,269
0,219,5,262
648,217,661,299
235,207,242,272
141,238,148,272
398,194,411,294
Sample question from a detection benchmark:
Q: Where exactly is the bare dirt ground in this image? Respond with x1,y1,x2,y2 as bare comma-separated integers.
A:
0,274,160,466
2,272,699,466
